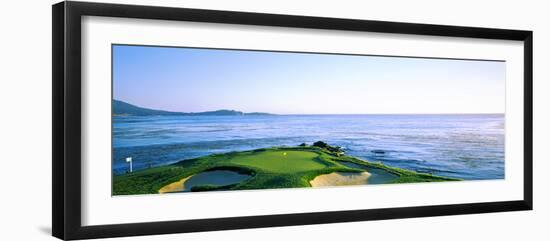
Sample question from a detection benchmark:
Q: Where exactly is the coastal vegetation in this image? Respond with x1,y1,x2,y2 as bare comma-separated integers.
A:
113,142,461,195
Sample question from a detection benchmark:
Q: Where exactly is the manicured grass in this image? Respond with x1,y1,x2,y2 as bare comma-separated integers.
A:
228,150,327,173
113,145,461,195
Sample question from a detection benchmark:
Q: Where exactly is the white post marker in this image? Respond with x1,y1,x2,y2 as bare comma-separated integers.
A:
126,157,133,173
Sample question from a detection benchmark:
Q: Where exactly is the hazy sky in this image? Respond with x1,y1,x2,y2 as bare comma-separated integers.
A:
113,45,505,114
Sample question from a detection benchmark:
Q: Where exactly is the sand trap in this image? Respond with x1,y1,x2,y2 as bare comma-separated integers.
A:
309,172,371,187
335,161,398,184
158,176,193,193
159,170,252,193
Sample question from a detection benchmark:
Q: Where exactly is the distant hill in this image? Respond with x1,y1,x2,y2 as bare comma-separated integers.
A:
113,100,272,116
113,100,181,116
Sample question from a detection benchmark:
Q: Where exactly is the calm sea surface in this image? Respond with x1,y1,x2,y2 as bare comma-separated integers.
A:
112,114,504,180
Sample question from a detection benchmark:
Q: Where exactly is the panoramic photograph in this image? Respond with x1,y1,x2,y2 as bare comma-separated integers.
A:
111,45,505,196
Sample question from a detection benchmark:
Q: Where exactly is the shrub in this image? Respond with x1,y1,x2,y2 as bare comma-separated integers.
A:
312,141,328,148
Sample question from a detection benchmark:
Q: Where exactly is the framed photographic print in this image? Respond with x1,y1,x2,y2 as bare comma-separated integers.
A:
52,1,533,240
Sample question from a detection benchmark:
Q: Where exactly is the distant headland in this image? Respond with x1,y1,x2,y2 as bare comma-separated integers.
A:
113,99,273,116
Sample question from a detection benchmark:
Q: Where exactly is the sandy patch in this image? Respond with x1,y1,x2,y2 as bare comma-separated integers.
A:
309,172,371,187
158,176,193,193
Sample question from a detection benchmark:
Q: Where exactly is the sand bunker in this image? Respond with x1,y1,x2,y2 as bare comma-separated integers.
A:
158,175,193,193
159,170,251,193
309,171,371,187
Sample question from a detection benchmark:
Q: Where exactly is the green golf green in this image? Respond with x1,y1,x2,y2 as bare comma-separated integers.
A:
228,150,327,173
113,144,461,195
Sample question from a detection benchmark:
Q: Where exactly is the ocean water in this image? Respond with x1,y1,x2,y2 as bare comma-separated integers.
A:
112,114,505,180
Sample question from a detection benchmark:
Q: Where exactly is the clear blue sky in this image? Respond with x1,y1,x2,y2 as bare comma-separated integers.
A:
113,45,505,114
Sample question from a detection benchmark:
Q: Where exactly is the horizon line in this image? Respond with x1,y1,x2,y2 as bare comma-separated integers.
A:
114,98,503,116
265,113,505,115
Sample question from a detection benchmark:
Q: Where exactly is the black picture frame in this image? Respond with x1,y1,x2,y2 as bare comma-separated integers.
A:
52,1,533,240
